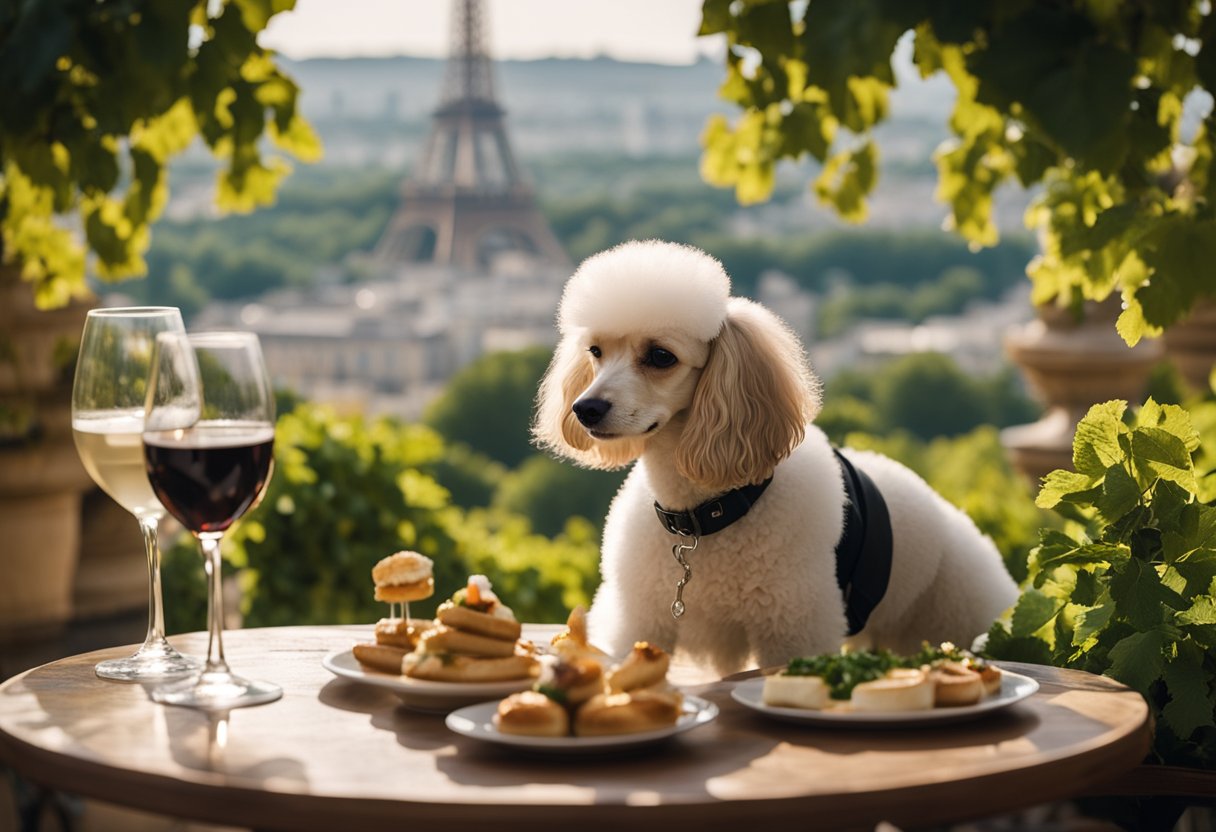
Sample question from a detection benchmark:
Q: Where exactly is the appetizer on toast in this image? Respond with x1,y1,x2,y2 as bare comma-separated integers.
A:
761,642,1003,712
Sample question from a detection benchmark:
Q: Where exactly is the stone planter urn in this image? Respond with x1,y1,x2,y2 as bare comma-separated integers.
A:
0,270,93,641
1162,299,1216,394
1001,297,1163,484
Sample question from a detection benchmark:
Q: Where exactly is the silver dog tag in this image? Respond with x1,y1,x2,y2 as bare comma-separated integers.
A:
670,533,697,619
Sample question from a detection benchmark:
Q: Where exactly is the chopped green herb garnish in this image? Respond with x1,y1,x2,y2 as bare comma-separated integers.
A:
785,650,902,700
535,684,568,705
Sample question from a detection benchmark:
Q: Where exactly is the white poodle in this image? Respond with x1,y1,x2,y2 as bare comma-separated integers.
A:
534,240,1019,676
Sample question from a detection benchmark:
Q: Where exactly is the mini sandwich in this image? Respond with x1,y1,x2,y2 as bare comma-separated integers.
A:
435,575,522,641
372,551,435,603
573,688,682,737
402,575,537,683
374,617,431,649
495,690,570,737
572,642,681,737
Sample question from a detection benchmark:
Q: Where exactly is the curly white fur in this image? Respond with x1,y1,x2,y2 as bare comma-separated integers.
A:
534,239,1019,676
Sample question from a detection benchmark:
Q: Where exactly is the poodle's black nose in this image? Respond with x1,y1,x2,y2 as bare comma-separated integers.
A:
573,398,612,427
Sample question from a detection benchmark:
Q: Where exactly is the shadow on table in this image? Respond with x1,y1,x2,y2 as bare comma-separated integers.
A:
317,677,455,752
160,705,310,789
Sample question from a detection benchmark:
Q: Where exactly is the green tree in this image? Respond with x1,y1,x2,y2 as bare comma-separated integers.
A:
424,347,552,468
829,353,1041,440
872,353,991,440
700,0,1216,344
493,453,627,537
0,0,319,307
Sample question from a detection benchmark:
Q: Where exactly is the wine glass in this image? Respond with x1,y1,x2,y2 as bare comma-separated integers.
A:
143,331,280,709
72,307,202,681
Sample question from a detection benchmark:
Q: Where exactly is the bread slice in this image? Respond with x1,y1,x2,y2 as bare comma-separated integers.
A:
851,668,934,712
352,642,408,675
762,674,829,710
495,691,570,737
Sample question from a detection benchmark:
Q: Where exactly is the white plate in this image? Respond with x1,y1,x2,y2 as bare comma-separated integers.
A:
322,649,535,713
730,668,1039,727
445,695,718,754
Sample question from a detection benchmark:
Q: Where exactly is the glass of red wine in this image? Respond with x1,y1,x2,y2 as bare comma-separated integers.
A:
143,331,280,709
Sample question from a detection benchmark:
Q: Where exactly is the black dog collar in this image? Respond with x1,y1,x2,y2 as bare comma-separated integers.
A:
653,477,773,537
833,448,893,636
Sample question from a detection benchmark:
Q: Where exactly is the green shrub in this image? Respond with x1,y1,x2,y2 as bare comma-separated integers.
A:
162,404,601,632
423,347,552,468
448,510,601,624
987,399,1216,769
492,453,626,537
426,442,506,508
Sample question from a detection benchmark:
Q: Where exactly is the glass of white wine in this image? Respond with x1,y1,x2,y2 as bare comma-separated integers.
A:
72,307,202,681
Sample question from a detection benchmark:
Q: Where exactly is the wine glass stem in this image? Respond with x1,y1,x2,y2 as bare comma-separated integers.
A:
198,533,231,675
139,514,168,647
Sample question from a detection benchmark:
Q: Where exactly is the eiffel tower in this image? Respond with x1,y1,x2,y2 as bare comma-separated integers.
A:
374,0,569,271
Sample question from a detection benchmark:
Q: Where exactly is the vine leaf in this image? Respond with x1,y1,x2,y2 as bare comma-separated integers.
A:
1106,627,1168,694
1161,641,1215,738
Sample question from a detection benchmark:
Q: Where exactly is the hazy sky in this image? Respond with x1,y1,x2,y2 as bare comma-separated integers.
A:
260,0,717,64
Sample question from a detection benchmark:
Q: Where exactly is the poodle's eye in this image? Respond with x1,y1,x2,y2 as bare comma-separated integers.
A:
646,347,678,369
588,345,602,359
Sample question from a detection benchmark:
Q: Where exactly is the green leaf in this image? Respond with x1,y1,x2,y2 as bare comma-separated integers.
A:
735,1,797,62
813,141,877,223
1137,400,1200,453
1176,595,1216,627
1115,295,1158,348
1072,568,1102,607
1093,463,1142,523
1073,598,1115,648
1171,550,1216,599
1106,628,1168,694
1131,427,1197,492
699,0,734,36
970,8,1134,171
1161,641,1215,739
1036,469,1098,509
1139,219,1216,331
801,0,907,102
1036,541,1126,573
1011,588,1063,638
984,622,1054,665
779,101,835,163
1110,559,1188,630
1073,401,1128,477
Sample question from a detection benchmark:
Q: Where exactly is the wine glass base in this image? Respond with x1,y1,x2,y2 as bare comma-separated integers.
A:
151,669,282,710
95,643,203,682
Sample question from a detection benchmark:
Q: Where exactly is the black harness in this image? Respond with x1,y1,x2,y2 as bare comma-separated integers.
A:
831,448,893,635
653,448,893,635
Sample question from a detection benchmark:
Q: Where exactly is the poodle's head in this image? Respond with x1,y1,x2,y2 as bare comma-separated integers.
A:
533,240,821,491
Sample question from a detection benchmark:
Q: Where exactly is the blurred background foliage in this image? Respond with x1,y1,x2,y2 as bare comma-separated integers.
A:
700,0,1216,345
0,0,318,307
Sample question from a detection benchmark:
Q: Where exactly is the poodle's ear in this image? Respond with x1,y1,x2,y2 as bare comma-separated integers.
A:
676,298,821,491
532,334,646,470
